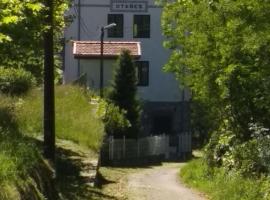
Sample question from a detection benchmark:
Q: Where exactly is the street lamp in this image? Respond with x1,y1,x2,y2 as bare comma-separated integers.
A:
100,23,117,97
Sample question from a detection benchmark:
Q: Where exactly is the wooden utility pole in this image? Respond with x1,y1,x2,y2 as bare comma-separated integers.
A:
43,0,55,161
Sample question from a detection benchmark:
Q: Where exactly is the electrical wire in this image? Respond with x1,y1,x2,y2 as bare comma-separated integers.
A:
73,6,100,40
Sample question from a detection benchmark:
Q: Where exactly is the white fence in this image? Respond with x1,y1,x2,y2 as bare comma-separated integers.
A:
104,133,191,161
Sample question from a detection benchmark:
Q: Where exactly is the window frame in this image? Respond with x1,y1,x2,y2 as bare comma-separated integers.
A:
107,14,124,38
133,15,150,38
135,61,149,86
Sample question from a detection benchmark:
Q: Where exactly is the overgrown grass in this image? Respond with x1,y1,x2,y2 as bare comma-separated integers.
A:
180,159,270,200
16,85,104,151
0,85,104,199
0,95,46,200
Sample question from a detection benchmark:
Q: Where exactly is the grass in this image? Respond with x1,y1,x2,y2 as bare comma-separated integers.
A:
0,95,48,200
180,158,270,200
16,85,104,151
0,85,105,199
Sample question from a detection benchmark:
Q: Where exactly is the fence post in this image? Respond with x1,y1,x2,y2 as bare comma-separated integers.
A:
108,136,112,160
111,136,114,160
137,138,140,158
123,135,126,159
188,132,192,153
165,135,169,159
178,134,181,156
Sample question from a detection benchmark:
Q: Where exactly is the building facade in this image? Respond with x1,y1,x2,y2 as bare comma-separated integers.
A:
64,0,190,136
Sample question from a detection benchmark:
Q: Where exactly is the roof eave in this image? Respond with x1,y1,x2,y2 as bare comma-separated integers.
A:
74,54,141,59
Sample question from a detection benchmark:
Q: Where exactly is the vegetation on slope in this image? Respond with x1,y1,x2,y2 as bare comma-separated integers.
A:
180,159,270,200
0,85,105,199
0,95,56,200
16,85,104,150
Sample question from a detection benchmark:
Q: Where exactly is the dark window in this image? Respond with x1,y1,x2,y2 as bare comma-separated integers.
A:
107,14,123,38
136,61,149,86
133,15,150,38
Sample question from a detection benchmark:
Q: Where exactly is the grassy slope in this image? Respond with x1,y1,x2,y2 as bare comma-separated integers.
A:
0,96,55,200
16,85,104,150
180,159,270,200
0,85,104,199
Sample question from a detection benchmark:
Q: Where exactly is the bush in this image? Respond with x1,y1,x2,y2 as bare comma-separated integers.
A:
0,67,36,95
205,123,270,176
97,100,130,137
0,95,18,133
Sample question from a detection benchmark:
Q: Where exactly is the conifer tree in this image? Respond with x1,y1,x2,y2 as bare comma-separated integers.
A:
109,50,141,137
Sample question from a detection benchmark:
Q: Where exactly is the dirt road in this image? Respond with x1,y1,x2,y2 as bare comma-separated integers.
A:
126,163,205,200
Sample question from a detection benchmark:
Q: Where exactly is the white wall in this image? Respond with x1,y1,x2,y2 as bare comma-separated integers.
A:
80,59,116,91
64,0,185,102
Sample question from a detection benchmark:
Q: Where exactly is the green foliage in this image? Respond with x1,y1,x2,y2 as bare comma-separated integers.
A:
190,99,220,148
204,123,270,176
108,50,141,137
161,0,270,174
97,99,130,137
180,159,270,200
0,0,71,82
15,85,104,151
0,67,36,95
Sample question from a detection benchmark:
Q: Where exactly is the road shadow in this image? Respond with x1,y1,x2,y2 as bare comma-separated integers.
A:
55,145,118,200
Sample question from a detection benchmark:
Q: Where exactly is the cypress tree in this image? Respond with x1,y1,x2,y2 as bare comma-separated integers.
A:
109,50,141,138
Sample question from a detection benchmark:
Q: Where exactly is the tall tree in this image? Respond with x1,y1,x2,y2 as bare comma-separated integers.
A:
161,0,270,165
0,0,70,82
108,50,141,137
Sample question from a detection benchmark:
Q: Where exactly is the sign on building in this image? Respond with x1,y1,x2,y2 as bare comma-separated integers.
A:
111,0,148,12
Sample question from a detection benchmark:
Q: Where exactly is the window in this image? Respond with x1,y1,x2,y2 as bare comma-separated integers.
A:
133,15,150,38
107,14,123,38
136,61,149,86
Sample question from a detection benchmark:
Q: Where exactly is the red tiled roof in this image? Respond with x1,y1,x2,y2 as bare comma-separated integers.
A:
73,41,141,59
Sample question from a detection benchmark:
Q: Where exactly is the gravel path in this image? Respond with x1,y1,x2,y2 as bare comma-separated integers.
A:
126,163,205,200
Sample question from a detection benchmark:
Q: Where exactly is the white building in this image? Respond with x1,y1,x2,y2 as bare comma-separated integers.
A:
64,0,190,136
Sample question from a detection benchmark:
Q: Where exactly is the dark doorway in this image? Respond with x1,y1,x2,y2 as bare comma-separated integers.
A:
152,114,173,135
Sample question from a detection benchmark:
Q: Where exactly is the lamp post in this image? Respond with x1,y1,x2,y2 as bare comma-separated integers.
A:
100,23,116,97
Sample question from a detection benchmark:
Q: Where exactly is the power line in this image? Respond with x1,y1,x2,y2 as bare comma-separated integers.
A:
73,6,100,40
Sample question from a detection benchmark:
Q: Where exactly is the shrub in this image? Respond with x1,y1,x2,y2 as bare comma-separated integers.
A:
0,95,18,133
205,123,270,176
97,100,130,137
0,67,36,95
